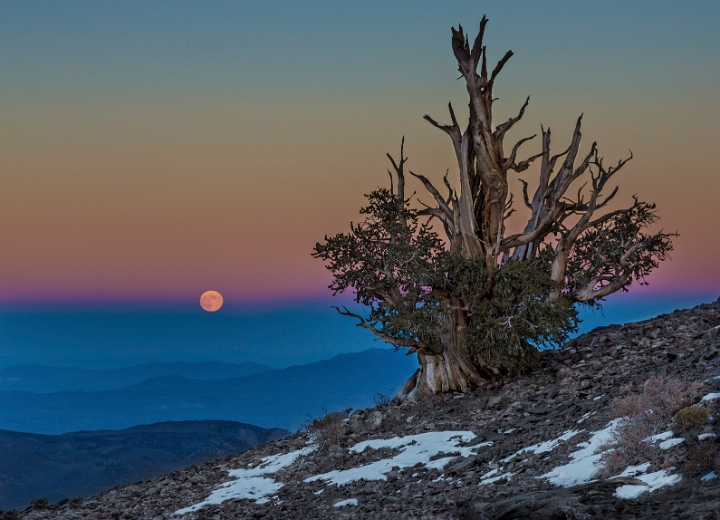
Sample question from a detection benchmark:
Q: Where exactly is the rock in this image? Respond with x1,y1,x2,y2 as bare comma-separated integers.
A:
347,410,384,433
486,395,502,409
545,385,560,400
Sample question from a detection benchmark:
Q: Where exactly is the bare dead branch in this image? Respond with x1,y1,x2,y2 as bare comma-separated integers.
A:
509,149,544,173
386,136,407,203
424,114,460,140
494,97,530,142
410,171,456,222
518,179,532,208
489,50,514,88
471,16,488,66
333,306,425,350
505,132,536,169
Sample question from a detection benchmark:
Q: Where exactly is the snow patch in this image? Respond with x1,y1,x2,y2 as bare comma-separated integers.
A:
333,498,358,507
479,468,499,480
701,392,720,402
542,419,620,487
614,470,681,499
646,431,674,443
175,447,315,514
501,429,582,463
305,431,487,486
617,462,650,477
658,437,685,450
478,428,589,487
541,421,683,496
699,433,716,441
701,471,717,482
577,411,596,424
645,431,684,449
479,471,514,485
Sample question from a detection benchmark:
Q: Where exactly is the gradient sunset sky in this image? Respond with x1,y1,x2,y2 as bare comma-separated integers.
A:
2,0,719,308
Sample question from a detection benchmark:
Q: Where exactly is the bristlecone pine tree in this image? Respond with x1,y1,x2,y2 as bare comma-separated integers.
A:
313,16,676,402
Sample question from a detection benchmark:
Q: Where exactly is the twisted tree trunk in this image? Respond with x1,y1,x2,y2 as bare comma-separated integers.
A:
396,312,486,402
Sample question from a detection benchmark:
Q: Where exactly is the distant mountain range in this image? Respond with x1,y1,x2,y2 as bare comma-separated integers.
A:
0,420,288,511
0,361,274,393
0,348,418,434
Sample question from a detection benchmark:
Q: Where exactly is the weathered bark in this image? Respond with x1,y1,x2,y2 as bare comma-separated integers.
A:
396,313,486,403
397,347,485,403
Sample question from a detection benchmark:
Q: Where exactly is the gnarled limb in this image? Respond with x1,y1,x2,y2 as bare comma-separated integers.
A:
333,306,437,354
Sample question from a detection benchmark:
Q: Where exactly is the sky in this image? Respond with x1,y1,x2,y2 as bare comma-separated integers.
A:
0,1,719,368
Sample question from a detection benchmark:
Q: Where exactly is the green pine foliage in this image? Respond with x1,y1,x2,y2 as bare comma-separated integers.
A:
314,189,578,372
452,252,577,371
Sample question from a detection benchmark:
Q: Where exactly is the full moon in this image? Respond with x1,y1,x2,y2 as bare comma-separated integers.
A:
200,290,223,312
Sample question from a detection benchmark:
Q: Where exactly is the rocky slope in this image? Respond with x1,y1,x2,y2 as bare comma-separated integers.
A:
4,298,720,519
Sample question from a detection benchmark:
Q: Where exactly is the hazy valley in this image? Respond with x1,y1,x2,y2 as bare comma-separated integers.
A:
0,348,416,509
0,348,417,434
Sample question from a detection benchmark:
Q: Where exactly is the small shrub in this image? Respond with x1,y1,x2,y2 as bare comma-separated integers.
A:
682,439,717,477
304,409,348,448
601,376,702,473
373,391,394,407
673,406,709,433
596,448,627,478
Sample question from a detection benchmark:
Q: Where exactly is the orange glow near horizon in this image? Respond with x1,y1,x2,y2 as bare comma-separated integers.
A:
1,3,718,305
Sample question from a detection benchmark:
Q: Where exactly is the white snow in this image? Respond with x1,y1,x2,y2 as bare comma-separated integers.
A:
617,462,651,477
658,437,685,450
474,427,592,487
540,420,683,496
479,468,499,480
646,431,674,443
174,447,315,514
698,433,716,441
542,419,620,487
333,498,358,507
305,431,488,486
701,471,718,482
645,431,684,449
593,395,605,401
701,392,720,402
614,470,681,499
478,467,515,485
502,428,583,463
577,411,596,424
479,471,514,485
